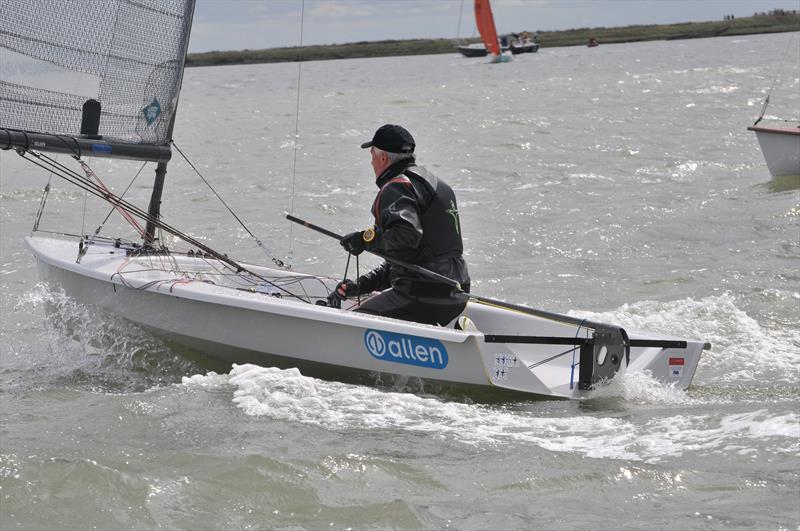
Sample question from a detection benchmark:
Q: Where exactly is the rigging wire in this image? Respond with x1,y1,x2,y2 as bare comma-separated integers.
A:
77,159,145,237
753,34,799,126
32,175,52,232
95,161,148,233
456,0,465,43
17,150,310,302
80,185,88,236
172,142,287,268
287,0,306,269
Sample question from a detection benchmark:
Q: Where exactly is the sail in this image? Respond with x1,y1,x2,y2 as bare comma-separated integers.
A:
0,0,195,148
474,0,500,56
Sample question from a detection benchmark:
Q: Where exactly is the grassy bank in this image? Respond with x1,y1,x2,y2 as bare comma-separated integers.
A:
186,12,799,67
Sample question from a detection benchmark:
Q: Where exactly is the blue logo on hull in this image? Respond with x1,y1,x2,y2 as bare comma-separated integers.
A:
364,330,448,370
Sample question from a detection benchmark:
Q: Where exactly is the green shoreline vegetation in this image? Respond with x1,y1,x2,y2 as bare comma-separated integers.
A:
186,11,799,67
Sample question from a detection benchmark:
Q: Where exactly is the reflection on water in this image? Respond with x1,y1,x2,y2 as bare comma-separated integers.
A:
760,173,800,193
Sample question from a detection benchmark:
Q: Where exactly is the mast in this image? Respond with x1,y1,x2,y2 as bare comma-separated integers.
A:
144,114,177,245
144,1,197,245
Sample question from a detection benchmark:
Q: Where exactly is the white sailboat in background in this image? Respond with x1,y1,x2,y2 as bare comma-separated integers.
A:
747,51,800,178
748,123,800,177
748,114,800,177
0,0,708,400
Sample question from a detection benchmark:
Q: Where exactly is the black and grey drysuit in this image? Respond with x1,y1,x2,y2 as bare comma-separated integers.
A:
348,160,470,326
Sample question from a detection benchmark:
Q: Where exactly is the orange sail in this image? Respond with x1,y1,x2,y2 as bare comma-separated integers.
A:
474,0,500,56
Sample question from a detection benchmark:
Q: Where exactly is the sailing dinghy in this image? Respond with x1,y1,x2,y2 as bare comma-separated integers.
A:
474,0,513,63
1,0,709,400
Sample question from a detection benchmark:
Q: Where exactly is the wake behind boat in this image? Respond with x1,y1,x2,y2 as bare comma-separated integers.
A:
1,0,708,400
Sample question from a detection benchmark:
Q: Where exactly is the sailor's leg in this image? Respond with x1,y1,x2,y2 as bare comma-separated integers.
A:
355,289,467,326
354,289,424,323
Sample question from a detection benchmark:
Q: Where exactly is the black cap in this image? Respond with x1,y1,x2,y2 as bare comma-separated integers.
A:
360,124,415,153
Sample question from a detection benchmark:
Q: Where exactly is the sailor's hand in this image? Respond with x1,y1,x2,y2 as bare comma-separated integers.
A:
335,279,358,299
340,230,368,255
327,279,358,307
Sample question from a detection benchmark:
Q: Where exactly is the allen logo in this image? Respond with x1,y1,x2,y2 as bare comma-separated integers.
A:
364,330,448,369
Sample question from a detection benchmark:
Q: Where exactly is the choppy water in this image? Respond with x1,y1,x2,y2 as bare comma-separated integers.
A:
2,33,799,530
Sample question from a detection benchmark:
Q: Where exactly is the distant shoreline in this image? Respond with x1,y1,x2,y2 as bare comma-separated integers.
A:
186,12,799,67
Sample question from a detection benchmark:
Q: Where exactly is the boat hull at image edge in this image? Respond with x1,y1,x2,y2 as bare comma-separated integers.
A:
748,125,800,177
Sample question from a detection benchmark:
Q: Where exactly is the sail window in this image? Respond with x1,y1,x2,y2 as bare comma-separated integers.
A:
0,0,194,145
1,49,101,99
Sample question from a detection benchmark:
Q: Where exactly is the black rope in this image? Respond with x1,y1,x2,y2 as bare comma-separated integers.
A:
355,254,360,307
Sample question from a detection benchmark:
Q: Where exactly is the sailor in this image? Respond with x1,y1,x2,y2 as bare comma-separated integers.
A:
332,124,470,326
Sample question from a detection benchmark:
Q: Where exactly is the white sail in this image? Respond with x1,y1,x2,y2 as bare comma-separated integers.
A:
1,0,195,146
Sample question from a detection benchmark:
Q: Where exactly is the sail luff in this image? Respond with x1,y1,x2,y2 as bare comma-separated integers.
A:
474,0,500,56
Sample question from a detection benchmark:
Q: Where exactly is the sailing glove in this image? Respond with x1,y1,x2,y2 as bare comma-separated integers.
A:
327,279,358,307
335,279,359,298
340,227,377,256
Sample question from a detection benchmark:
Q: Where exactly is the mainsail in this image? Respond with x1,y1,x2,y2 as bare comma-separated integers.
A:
0,0,195,161
474,0,501,56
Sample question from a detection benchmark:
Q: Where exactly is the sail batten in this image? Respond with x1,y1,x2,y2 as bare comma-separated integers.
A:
0,0,195,149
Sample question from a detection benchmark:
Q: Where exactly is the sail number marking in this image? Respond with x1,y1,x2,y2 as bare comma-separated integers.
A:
668,356,685,378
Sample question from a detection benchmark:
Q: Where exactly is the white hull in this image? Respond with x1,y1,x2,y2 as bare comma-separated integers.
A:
28,235,705,399
748,125,800,177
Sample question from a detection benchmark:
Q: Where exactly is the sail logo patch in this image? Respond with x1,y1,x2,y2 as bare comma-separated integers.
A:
142,97,161,125
364,330,448,369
